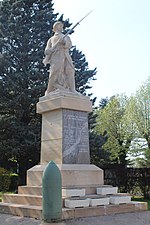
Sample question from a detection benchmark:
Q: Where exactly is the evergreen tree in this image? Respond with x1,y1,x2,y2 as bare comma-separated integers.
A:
71,47,96,94
0,0,96,183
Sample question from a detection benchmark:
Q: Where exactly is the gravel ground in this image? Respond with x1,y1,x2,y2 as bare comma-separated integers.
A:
0,211,150,225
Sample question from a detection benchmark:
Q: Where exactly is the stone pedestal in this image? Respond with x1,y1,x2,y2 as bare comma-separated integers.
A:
27,164,104,189
37,91,92,164
34,91,104,192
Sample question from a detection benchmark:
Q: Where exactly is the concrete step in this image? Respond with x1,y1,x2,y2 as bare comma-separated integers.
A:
18,185,113,196
2,193,73,207
64,193,132,209
2,192,132,209
18,186,42,195
65,198,90,208
62,188,86,198
89,197,110,207
97,186,118,195
2,194,42,206
0,201,147,220
65,196,110,208
109,195,131,205
0,202,42,219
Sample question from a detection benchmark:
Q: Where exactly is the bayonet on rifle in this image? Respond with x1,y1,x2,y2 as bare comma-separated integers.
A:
63,9,93,38
43,10,93,66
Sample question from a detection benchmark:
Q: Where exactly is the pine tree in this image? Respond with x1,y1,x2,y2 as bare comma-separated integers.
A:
0,0,59,183
0,0,97,183
71,47,96,94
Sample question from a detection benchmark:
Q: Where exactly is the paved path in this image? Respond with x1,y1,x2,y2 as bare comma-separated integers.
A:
0,211,150,225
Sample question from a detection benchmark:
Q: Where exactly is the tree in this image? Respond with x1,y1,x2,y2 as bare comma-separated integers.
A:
90,98,110,166
135,148,150,168
71,47,96,94
0,0,59,183
95,94,133,166
0,0,96,183
127,77,150,167
133,77,150,149
94,78,150,168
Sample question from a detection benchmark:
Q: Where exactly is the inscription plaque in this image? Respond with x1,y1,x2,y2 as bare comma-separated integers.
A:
62,109,90,164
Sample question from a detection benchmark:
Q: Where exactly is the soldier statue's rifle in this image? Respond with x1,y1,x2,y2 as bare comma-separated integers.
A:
43,10,93,66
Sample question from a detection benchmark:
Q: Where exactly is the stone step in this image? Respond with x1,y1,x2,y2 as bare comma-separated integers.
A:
64,194,132,209
18,186,42,195
0,201,147,220
2,193,80,207
2,194,42,206
97,187,118,195
89,197,110,207
109,195,131,205
18,185,113,196
62,188,85,198
2,192,132,209
65,198,90,208
0,202,42,219
65,196,110,208
3,193,88,208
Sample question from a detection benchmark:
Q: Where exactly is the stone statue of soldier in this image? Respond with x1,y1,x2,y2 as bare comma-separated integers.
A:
43,21,76,94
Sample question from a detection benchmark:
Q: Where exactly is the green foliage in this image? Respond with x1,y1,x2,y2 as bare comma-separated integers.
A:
0,168,11,192
104,167,150,199
135,148,150,168
94,79,150,168
0,0,58,183
95,94,132,166
9,173,19,191
127,77,150,167
71,47,97,94
0,168,18,191
134,77,150,147
89,98,109,166
90,132,110,166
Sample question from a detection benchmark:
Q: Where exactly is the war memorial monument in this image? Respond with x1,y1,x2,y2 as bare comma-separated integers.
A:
0,21,147,221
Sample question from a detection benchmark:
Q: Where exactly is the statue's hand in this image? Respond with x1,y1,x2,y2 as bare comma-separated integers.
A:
45,48,54,55
59,38,66,45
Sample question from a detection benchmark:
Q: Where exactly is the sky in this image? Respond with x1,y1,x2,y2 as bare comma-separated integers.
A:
53,0,150,103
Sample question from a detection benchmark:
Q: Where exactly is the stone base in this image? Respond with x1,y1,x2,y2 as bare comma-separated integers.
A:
27,164,104,193
0,201,147,220
37,92,92,165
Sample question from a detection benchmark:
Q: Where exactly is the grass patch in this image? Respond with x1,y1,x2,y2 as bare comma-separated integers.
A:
132,196,150,211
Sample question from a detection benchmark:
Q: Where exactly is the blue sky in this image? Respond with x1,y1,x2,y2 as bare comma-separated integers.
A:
53,0,150,102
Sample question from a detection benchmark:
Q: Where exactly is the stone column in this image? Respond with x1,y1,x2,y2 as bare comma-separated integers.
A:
37,92,92,165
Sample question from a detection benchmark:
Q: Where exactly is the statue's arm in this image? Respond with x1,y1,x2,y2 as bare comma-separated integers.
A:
64,36,72,49
44,38,53,55
42,38,53,66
